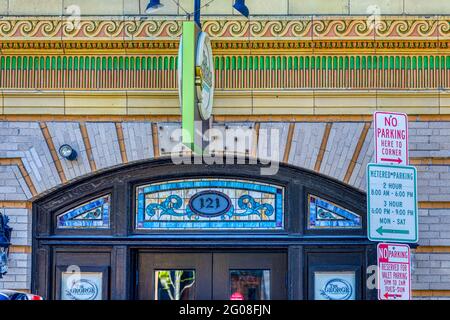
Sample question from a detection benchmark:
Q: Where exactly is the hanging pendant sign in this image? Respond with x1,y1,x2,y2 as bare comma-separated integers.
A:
178,21,214,154
195,32,214,120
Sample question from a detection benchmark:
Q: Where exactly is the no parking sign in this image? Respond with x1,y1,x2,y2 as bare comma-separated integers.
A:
377,243,411,300
374,111,409,165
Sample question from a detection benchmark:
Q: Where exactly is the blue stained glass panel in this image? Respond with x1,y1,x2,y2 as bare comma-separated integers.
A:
57,195,111,229
135,179,284,230
308,194,361,229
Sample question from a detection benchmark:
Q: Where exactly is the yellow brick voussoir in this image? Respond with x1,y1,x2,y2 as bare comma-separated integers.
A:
0,158,37,197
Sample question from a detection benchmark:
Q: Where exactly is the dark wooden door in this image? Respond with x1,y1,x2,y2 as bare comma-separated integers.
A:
137,251,287,300
213,253,287,300
306,250,364,300
137,252,212,300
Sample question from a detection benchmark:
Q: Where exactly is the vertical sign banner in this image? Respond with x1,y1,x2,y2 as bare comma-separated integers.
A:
180,21,201,153
374,111,409,165
377,243,411,300
179,21,213,155
367,164,418,243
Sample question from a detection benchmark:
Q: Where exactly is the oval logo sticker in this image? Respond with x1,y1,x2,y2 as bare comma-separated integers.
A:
320,279,353,300
65,279,99,300
189,191,232,217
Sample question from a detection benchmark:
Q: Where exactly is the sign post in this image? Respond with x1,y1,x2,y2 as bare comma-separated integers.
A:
367,164,418,243
374,111,409,165
377,243,411,300
370,111,416,300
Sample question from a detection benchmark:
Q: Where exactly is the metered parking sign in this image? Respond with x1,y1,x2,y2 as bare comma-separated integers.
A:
377,243,411,300
367,164,418,243
374,111,408,165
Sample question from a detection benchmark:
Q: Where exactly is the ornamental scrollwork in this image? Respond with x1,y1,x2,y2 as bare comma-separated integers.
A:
0,17,448,41
145,194,274,220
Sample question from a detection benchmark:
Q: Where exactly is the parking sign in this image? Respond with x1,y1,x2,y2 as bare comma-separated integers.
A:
367,164,418,243
374,111,408,165
377,243,411,300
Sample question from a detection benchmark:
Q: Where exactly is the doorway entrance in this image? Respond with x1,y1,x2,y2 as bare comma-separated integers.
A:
33,159,377,300
136,251,287,300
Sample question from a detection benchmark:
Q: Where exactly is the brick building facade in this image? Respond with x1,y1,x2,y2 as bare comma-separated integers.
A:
0,0,450,299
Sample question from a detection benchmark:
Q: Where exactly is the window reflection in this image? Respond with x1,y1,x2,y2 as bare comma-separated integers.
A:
230,270,270,300
155,270,195,300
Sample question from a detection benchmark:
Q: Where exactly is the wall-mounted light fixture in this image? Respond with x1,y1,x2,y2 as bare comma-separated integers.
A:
59,144,78,161
145,0,250,27
232,0,249,18
0,212,12,279
146,0,164,13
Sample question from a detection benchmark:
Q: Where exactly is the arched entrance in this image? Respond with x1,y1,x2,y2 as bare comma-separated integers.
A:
32,158,376,300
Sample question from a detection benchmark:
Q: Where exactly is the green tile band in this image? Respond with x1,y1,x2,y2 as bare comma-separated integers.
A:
0,54,449,90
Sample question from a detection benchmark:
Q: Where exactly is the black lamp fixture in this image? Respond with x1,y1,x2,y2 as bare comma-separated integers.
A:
145,0,250,26
232,0,249,18
0,212,12,279
146,0,164,13
59,144,78,161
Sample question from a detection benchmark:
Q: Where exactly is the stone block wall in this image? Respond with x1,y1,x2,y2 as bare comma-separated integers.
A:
1,0,450,16
0,207,31,290
0,119,449,299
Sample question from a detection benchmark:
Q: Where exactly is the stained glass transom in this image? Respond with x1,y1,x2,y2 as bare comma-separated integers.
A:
308,194,361,229
57,195,110,229
136,179,284,230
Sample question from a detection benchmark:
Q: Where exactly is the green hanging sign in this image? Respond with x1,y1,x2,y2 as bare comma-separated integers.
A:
178,21,214,154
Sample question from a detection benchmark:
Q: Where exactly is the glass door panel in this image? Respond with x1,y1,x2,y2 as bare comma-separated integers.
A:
137,251,287,300
137,253,212,300
213,253,287,300
230,270,271,300
155,270,196,300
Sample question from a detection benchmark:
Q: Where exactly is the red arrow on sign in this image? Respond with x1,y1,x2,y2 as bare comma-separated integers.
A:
380,157,402,164
384,292,402,299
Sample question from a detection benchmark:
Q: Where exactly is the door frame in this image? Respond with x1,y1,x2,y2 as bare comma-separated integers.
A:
32,158,378,300
134,248,288,300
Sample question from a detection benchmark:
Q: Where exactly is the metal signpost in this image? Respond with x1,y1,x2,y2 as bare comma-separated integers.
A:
369,111,416,300
377,243,411,300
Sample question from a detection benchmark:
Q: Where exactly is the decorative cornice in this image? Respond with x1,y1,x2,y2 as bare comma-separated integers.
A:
0,39,447,53
1,52,449,90
0,40,179,52
0,16,448,43
0,17,449,90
